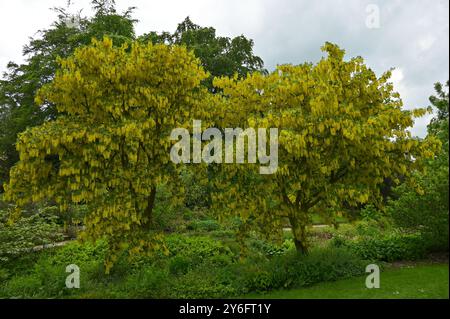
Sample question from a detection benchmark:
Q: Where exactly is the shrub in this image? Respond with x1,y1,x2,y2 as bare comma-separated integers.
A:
47,241,108,267
360,204,381,221
0,240,116,298
0,268,10,282
169,256,192,275
40,240,116,287
165,235,234,261
181,167,211,209
249,238,295,257
207,254,233,267
0,208,64,262
343,233,427,262
186,219,220,232
0,274,43,298
0,255,71,298
389,168,449,252
169,266,238,298
124,266,169,298
243,268,274,292
32,258,69,297
339,220,389,238
234,247,368,293
151,184,185,232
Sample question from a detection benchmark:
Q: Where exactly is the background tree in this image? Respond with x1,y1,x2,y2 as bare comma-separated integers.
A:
4,38,211,271
427,81,449,147
140,17,266,92
211,43,441,253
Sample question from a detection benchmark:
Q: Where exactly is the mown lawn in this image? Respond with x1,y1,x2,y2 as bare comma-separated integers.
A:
244,263,449,299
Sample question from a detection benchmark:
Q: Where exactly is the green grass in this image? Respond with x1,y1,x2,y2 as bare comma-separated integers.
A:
244,264,449,299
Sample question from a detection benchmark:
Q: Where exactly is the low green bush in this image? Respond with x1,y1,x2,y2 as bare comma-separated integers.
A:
0,268,9,282
0,273,43,298
124,266,170,298
46,241,108,267
326,219,429,262
339,233,427,262
249,238,294,257
169,256,192,275
169,269,238,299
237,247,369,293
389,169,449,252
331,220,390,239
0,240,111,298
0,208,64,262
165,235,234,261
181,169,211,209
186,219,220,232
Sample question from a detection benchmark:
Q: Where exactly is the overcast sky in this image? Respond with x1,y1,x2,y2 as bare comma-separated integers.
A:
0,0,448,137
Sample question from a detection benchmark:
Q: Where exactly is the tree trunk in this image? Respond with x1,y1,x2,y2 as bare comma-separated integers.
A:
143,187,157,230
293,235,308,254
288,214,309,254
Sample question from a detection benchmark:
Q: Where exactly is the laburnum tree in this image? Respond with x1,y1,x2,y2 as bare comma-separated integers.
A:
0,0,137,191
139,17,267,208
4,37,211,270
211,43,441,253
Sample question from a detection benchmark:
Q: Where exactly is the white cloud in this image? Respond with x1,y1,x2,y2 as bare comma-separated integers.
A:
418,35,436,51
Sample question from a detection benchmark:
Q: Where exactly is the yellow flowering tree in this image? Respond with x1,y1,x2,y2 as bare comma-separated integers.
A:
212,43,441,253
4,37,211,269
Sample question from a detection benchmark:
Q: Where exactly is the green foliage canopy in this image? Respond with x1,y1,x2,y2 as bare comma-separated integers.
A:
0,1,137,190
4,38,211,271
211,43,441,253
140,17,266,91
